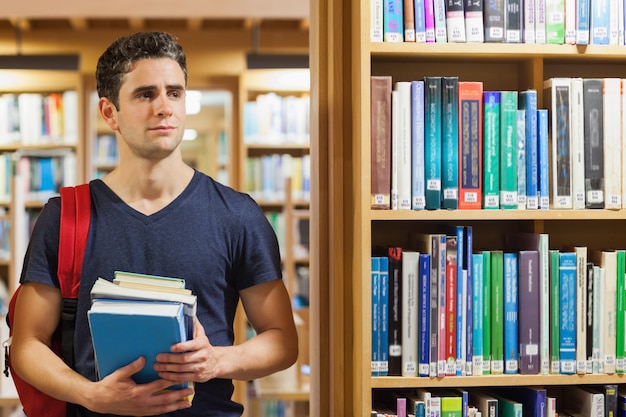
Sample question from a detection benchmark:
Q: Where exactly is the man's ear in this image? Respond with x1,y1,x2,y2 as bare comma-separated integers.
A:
98,97,118,130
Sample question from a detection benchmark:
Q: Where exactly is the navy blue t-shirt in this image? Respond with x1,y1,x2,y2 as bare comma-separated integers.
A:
20,170,283,416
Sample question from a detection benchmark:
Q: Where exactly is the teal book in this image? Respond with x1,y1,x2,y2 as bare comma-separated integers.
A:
384,0,404,41
441,76,459,209
482,91,501,209
371,256,381,376
503,252,518,374
518,90,538,209
499,91,518,209
424,76,443,210
616,250,626,373
559,251,577,374
482,250,492,374
490,250,504,374
88,299,191,391
493,394,523,417
380,256,390,376
549,249,560,374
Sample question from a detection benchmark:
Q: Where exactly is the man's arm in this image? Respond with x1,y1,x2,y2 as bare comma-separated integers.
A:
11,282,193,415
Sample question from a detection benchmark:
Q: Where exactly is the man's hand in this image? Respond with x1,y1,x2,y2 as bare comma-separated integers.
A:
87,357,193,416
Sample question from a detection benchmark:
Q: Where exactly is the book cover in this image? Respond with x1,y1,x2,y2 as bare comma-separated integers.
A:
441,76,459,209
458,81,484,210
446,0,467,41
404,0,417,40
482,91,501,209
424,76,443,210
411,80,426,210
544,78,573,209
602,78,622,209
384,0,405,41
490,250,504,374
582,78,605,209
537,109,550,210
371,0,384,41
370,76,393,209
504,0,522,42
395,81,413,210
472,253,484,374
371,256,382,376
518,250,541,374
465,0,485,41
517,109,527,209
518,90,538,210
113,271,186,288
499,91,518,210
483,0,505,41
402,250,420,376
503,252,518,374
482,250,492,374
559,251,577,374
568,77,586,209
88,299,191,390
419,253,432,376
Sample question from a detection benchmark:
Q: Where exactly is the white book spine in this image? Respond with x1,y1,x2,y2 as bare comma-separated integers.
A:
535,0,547,43
602,78,622,209
570,78,586,209
564,0,576,43
396,82,412,210
391,89,399,210
371,0,384,41
402,251,420,376
433,0,448,41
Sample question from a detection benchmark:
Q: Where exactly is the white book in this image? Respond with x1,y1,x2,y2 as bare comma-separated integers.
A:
395,82,412,210
371,0,384,41
62,90,79,145
570,78,585,209
591,250,617,374
524,0,536,42
465,0,485,42
592,265,602,373
564,387,605,417
401,250,420,377
535,0,547,43
602,78,622,209
433,0,448,41
609,0,619,43
573,246,588,374
446,2,467,42
391,89,399,210
564,0,576,43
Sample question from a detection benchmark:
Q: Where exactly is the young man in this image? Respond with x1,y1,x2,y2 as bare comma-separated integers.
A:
10,31,298,416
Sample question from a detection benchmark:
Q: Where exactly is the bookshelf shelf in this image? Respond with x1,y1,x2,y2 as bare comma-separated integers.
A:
369,209,626,221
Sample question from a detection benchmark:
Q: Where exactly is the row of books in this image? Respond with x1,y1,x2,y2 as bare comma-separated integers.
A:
246,154,311,203
0,153,78,204
372,0,623,45
370,75,626,211
371,385,622,417
0,91,78,146
243,93,310,145
371,228,626,378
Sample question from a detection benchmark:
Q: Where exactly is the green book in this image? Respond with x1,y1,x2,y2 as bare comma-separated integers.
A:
616,249,626,374
549,249,560,373
482,91,500,209
499,91,518,210
441,396,463,417
482,250,492,375
494,395,523,417
490,250,504,374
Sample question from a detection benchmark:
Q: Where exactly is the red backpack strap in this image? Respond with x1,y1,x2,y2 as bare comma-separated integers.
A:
58,184,91,371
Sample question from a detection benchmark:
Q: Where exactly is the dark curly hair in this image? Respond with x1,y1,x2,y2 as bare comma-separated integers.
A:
96,31,188,110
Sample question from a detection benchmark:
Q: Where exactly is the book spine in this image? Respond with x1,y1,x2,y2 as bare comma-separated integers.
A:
576,0,590,43
482,250,492,374
370,76,393,209
430,236,443,377
523,0,536,42
535,0,547,43
442,77,459,209
516,109,527,209
504,0,522,42
446,236,459,376
539,234,551,374
602,78,622,209
465,0,485,41
411,80,426,210
464,226,474,375
483,0,505,41
518,250,541,374
545,0,565,43
384,0,405,41
519,90,539,210
433,0,448,41
472,253,484,373
454,228,466,375
602,251,617,374
537,109,550,210
499,91,518,210
547,78,573,209
574,246,588,374
586,261,595,373
419,253,431,376
582,79,605,209
415,0,428,41
371,256,381,376
395,81,413,210
371,0,384,41
446,0,467,41
490,250,504,374
483,91,501,209
564,0,576,43
458,81,484,209
591,0,609,44
559,251,577,374
616,250,626,373
424,0,437,41
388,247,403,375
404,0,417,41
503,252,519,374
438,234,448,376
402,251,419,376
424,77,443,210
380,256,390,376
569,79,585,210
392,90,399,209
592,265,602,373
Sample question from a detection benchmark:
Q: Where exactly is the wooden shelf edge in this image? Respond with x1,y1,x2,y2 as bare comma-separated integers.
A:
371,373,626,388
370,208,626,221
254,387,310,401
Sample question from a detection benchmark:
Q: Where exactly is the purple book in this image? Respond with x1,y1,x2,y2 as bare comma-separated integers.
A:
518,250,540,374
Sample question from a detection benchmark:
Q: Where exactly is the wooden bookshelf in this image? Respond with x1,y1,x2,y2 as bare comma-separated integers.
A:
311,0,626,415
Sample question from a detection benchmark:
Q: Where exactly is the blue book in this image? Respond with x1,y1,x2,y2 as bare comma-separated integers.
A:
424,76,442,210
559,251,577,374
537,109,550,209
576,0,590,43
38,157,57,194
411,80,426,210
441,77,459,210
384,0,405,41
371,257,381,376
516,109,527,209
464,226,473,376
483,91,501,209
503,252,519,374
418,253,431,377
472,253,484,373
518,90,538,209
88,299,191,391
590,0,609,44
494,387,547,417
380,256,390,376
415,0,427,41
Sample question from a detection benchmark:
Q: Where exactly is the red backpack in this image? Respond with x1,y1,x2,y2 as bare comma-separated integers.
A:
5,184,91,417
